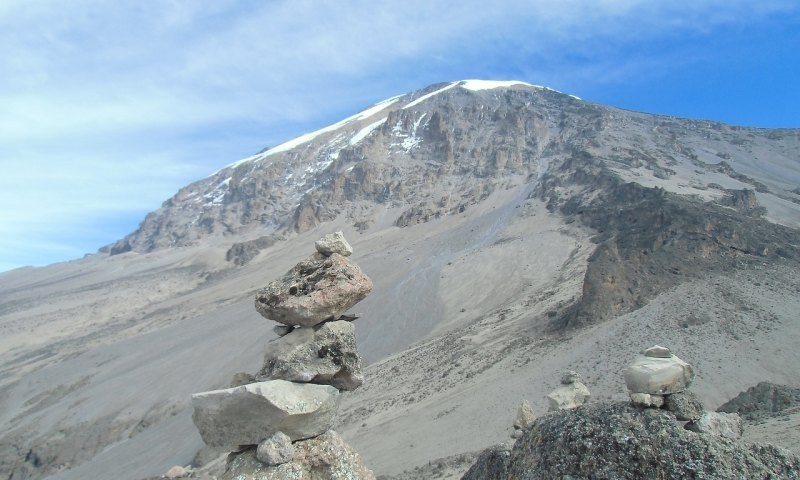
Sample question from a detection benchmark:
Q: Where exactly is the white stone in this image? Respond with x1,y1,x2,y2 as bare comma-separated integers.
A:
624,353,694,395
513,399,536,430
546,382,591,411
315,231,353,257
629,392,664,408
191,380,340,448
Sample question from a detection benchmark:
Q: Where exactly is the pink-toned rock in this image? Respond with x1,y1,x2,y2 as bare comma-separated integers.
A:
255,253,373,327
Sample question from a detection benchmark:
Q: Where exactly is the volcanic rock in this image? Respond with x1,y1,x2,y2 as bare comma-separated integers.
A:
221,430,375,480
256,432,294,466
191,380,340,447
664,390,704,420
467,402,800,479
513,399,536,430
461,444,512,480
624,349,694,395
254,253,373,327
258,320,363,391
686,412,744,439
314,231,353,257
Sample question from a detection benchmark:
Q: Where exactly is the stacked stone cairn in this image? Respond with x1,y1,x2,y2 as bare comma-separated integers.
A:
624,344,743,439
545,369,591,412
190,232,376,479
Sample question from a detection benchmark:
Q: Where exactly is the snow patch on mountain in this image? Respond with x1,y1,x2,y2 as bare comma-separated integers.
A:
403,82,459,110
459,80,533,91
350,118,387,146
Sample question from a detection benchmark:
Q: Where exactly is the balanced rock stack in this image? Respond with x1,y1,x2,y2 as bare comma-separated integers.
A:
190,232,376,479
624,344,742,439
545,369,591,411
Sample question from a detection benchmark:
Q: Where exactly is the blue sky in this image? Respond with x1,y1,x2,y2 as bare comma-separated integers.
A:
1,0,798,272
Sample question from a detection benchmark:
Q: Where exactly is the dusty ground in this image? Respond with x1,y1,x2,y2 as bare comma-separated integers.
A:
1,183,799,479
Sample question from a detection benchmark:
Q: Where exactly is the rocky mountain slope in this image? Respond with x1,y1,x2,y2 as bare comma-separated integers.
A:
1,80,800,479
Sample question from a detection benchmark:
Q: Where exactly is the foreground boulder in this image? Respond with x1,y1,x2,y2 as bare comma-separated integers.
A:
222,430,375,480
191,380,340,447
461,444,512,480
464,402,800,479
254,253,373,327
258,320,363,391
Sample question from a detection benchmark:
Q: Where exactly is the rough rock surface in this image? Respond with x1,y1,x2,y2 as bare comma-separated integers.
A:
560,369,581,384
221,430,376,480
314,232,353,257
664,390,704,420
686,411,744,439
513,400,536,430
256,432,294,466
472,402,800,480
258,320,363,391
624,352,694,395
546,381,590,411
254,253,373,327
460,444,511,480
273,325,294,337
718,382,800,420
191,380,340,447
230,372,255,388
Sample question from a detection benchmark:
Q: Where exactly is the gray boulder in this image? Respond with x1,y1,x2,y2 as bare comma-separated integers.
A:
664,390,704,420
258,320,364,391
221,430,376,480
560,370,581,384
256,432,294,466
624,351,694,395
478,402,800,479
255,253,373,327
191,380,340,448
314,232,353,257
685,412,744,439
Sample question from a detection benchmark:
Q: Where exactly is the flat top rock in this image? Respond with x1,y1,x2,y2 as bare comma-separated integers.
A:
644,345,672,358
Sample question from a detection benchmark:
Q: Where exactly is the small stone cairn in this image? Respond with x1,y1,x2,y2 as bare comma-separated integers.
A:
624,344,743,439
546,369,591,412
190,232,376,478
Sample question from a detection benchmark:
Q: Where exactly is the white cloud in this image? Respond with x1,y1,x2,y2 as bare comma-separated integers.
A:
0,0,797,270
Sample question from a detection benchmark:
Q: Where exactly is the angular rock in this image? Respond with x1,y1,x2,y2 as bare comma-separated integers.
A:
630,392,664,408
560,370,581,385
273,325,294,337
230,372,255,388
513,399,536,430
191,380,340,448
664,390,704,421
546,382,590,411
255,253,373,327
256,432,294,466
221,430,376,480
624,352,694,395
258,320,363,391
686,412,744,439
644,345,672,358
314,231,353,257
511,429,524,439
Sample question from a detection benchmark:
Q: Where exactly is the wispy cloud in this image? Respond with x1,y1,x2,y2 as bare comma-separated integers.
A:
1,0,797,270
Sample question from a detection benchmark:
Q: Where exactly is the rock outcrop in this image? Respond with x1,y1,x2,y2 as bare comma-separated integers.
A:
717,382,800,420
489,402,800,479
190,233,375,479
